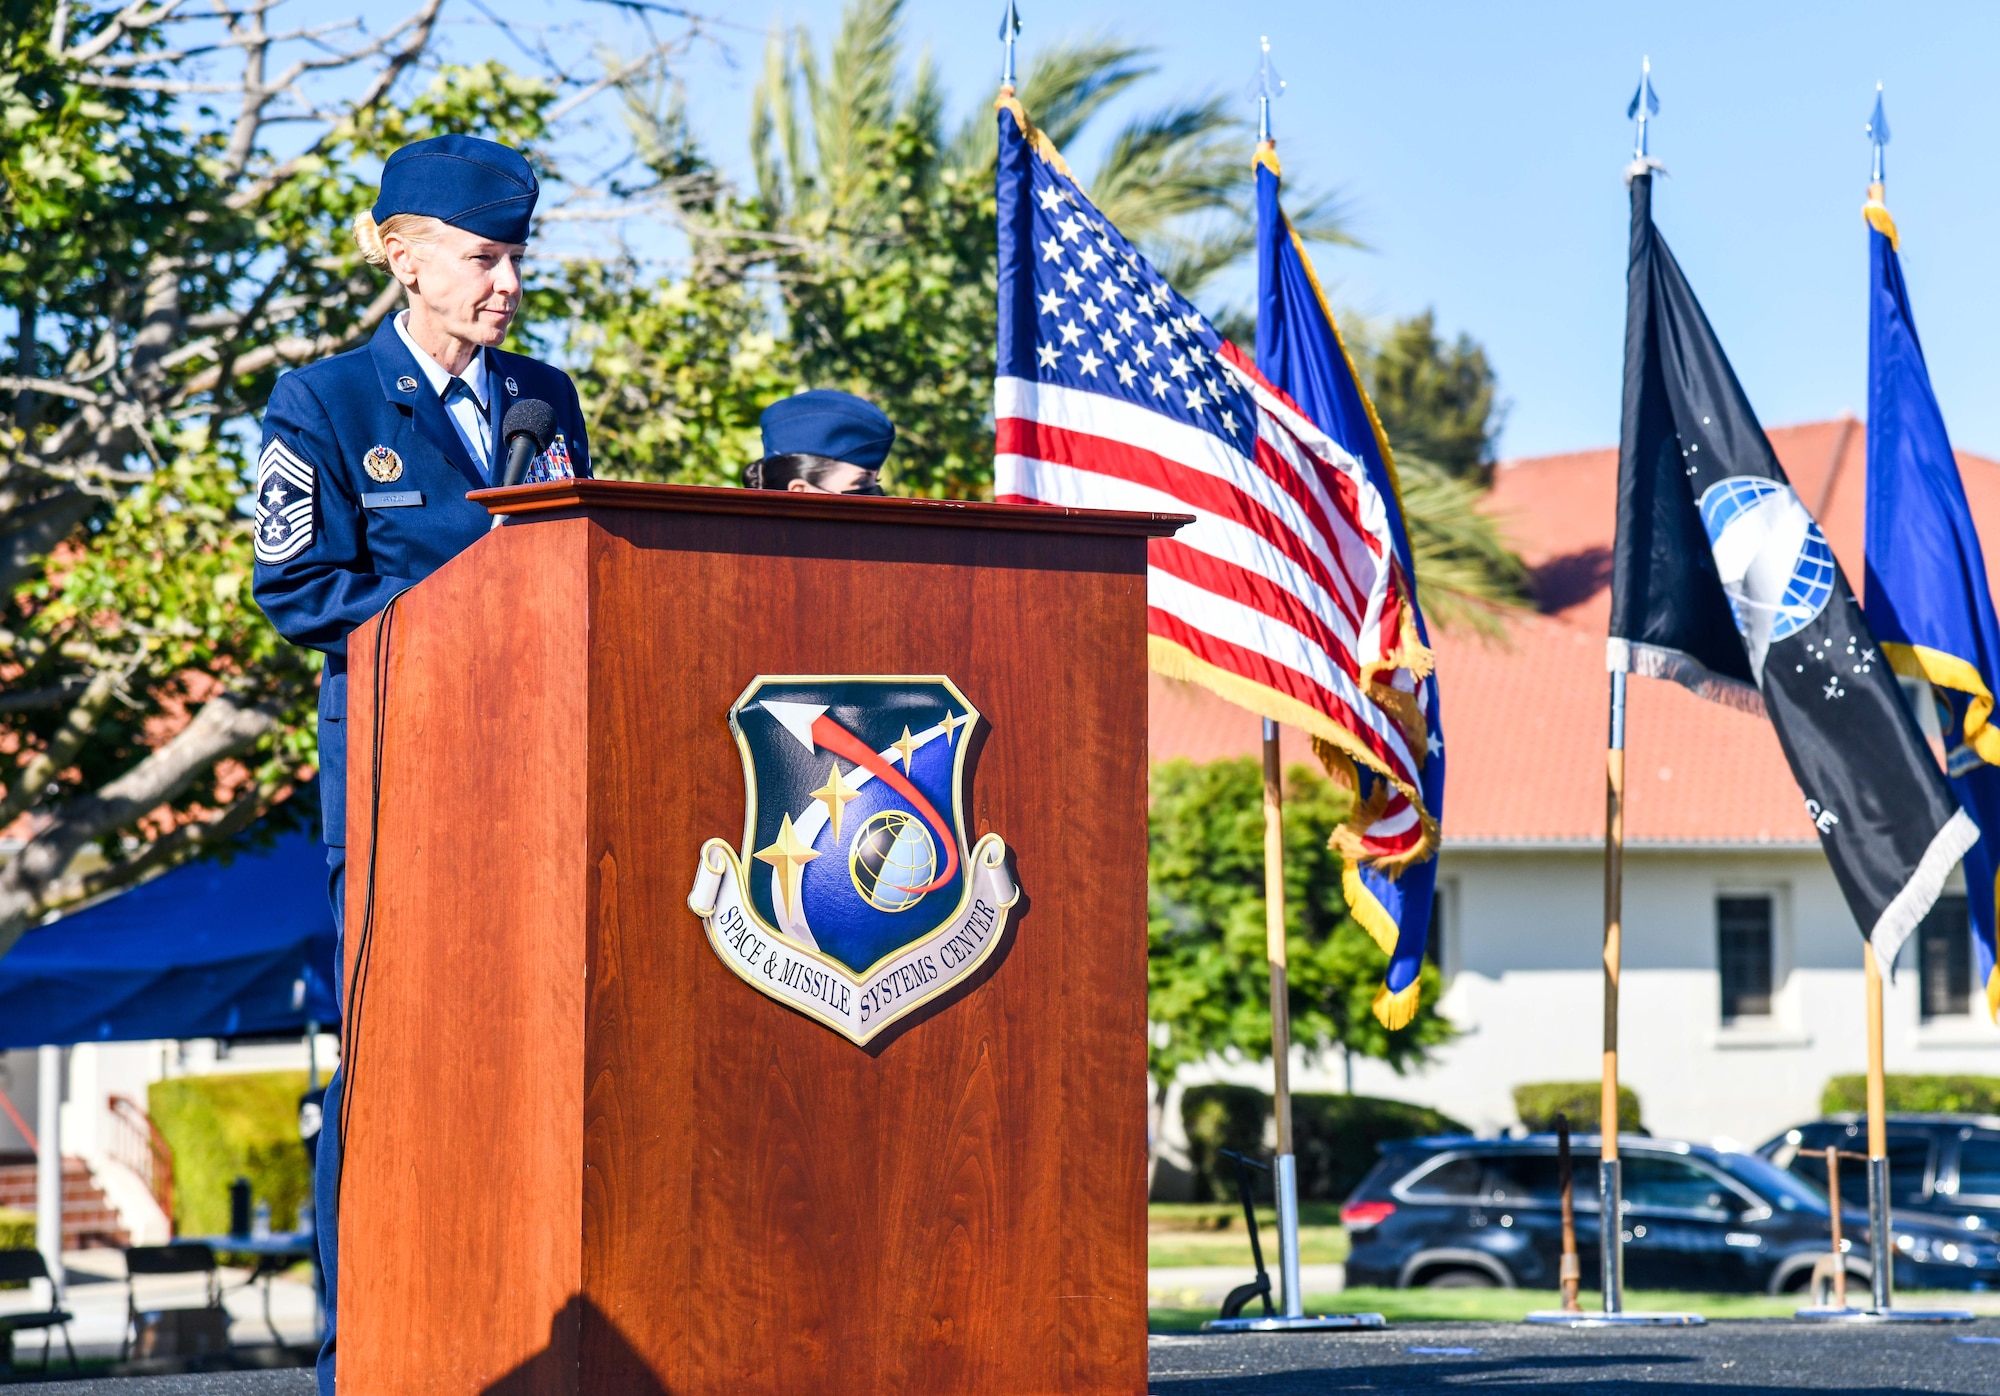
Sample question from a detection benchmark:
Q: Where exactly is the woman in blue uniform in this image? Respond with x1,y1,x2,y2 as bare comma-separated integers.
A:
250,133,589,1394
744,389,893,494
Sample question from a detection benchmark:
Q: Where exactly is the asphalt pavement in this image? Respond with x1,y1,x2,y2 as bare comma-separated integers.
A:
1147,1318,2000,1393
7,1317,2000,1392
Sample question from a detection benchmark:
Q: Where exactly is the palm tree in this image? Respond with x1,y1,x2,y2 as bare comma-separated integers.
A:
621,0,1522,615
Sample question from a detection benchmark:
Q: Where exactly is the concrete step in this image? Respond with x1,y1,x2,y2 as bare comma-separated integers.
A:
0,1159,131,1250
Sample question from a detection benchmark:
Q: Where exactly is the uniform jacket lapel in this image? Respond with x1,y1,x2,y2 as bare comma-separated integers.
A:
367,320,488,492
483,346,505,476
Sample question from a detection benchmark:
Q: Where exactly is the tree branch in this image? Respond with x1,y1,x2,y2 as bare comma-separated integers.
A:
173,277,402,401
0,668,122,830
0,690,282,953
0,376,105,405
57,0,193,65
0,680,92,716
0,487,98,593
32,781,275,921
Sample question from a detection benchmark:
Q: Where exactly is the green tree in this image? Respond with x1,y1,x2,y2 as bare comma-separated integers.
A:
1395,448,1528,632
0,0,623,953
594,0,1349,497
1361,309,1504,482
1147,755,1452,1112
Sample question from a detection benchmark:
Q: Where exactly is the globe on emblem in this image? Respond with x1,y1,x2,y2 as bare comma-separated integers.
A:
849,809,938,912
1696,475,1837,677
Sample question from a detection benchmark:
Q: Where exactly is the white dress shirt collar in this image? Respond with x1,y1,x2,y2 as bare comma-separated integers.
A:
393,310,490,407
394,310,494,478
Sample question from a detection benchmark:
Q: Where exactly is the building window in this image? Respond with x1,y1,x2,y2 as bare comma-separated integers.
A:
1919,894,1971,1020
1426,884,1445,972
1718,895,1773,1021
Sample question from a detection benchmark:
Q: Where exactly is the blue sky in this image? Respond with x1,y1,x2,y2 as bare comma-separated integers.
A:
434,1,2000,462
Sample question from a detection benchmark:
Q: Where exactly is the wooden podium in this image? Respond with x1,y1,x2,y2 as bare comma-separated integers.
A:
338,481,1183,1395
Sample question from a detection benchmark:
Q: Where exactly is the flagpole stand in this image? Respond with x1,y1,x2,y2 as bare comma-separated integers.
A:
1799,950,1972,1323
1205,719,1386,1334
1529,667,1702,1329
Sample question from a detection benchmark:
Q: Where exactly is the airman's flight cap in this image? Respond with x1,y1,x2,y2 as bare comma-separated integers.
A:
759,390,896,469
373,135,539,244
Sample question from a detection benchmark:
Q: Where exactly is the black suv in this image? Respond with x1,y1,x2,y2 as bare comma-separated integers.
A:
1759,1114,2000,1241
1342,1134,2000,1293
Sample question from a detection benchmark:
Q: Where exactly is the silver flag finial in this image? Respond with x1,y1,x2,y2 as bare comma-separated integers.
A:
998,0,1022,89
1255,35,1285,143
1627,55,1660,161
1868,83,1890,184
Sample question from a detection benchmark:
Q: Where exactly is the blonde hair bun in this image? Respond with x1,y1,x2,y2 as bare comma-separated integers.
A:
353,211,445,273
353,210,389,268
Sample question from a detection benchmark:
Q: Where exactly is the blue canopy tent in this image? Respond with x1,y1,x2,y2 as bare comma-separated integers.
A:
0,820,337,1049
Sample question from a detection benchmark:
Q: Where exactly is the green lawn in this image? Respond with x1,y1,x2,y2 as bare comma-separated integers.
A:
1149,1287,2000,1330
1148,1202,1348,1268
1152,1288,1793,1330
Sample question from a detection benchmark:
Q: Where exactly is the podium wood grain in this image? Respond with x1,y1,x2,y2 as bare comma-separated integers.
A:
342,484,1178,1395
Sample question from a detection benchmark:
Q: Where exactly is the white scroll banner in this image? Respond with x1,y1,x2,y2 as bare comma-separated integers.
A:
688,833,1018,1045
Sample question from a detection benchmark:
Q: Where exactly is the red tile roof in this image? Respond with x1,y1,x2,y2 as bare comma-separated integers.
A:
1148,420,2000,846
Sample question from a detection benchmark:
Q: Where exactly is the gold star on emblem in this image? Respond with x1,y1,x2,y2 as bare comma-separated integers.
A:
753,813,819,921
938,710,971,747
808,762,861,843
893,725,922,772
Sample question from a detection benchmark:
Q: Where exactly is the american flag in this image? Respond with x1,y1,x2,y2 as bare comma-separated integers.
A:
993,101,1436,860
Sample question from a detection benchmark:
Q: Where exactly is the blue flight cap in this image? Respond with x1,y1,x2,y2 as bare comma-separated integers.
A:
372,135,539,244
760,390,896,470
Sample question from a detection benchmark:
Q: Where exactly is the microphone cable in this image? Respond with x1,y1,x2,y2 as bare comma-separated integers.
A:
336,587,408,1202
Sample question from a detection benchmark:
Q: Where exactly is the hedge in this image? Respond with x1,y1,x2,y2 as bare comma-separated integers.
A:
1514,1082,1642,1134
148,1071,311,1236
1180,1085,1467,1205
0,1208,31,1290
1822,1074,2000,1115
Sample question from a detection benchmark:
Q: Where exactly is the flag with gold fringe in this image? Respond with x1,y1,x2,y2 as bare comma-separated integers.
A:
1252,144,1443,1029
1861,181,2000,1019
991,94,1438,1028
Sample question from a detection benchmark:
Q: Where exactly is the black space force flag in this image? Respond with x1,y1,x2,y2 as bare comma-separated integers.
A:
1611,172,1975,969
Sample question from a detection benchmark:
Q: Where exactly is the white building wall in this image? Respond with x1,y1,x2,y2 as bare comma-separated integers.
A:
1331,845,2000,1147
0,1048,38,1156
1184,845,2000,1151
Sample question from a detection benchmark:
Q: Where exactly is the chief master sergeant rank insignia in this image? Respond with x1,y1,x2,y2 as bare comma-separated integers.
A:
253,437,315,566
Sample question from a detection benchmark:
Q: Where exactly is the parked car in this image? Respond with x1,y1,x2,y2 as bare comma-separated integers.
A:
1341,1134,2000,1293
1758,1113,2000,1237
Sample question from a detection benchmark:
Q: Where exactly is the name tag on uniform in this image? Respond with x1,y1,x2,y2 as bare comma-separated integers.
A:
362,491,424,509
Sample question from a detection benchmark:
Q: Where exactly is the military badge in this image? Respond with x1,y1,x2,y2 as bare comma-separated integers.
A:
253,436,315,565
363,445,403,483
688,676,1017,1044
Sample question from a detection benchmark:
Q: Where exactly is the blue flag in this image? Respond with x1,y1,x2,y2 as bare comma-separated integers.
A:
1254,149,1443,1030
1862,189,2000,1020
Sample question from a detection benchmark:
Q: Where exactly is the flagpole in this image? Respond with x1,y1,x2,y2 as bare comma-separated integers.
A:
1198,35,1385,1334
1261,718,1304,1318
1531,60,1708,1329
1600,669,1627,1314
1812,84,1973,1327
1864,945,1892,1311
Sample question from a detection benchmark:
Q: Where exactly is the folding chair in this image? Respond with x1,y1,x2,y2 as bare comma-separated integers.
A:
0,1248,79,1374
122,1242,228,1361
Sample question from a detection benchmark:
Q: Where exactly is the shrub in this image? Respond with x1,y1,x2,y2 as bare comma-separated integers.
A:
0,1207,32,1290
1822,1075,2000,1116
148,1072,311,1236
0,1207,30,1250
1181,1086,1467,1204
1293,1094,1468,1203
1181,1085,1271,1203
1514,1082,1642,1134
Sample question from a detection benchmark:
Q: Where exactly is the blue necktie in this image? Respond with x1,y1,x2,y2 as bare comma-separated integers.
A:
442,377,491,481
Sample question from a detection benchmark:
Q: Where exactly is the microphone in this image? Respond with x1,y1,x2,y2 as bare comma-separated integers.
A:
498,399,557,488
